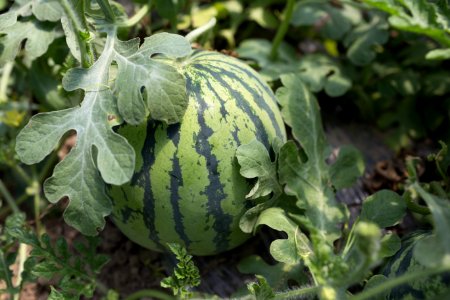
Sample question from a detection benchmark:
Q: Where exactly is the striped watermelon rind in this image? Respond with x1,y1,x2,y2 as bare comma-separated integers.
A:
382,231,450,299
109,50,286,255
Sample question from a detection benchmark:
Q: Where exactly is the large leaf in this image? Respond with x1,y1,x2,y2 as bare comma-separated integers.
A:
16,30,190,235
276,74,345,241
16,35,133,235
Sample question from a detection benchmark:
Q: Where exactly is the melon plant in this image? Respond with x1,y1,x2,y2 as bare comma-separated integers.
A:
109,50,286,256
383,231,450,300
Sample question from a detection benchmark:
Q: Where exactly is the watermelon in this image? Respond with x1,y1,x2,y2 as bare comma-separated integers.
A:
382,231,450,299
109,50,286,256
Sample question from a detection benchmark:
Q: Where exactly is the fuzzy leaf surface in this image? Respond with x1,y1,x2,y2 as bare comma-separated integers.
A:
113,33,191,125
276,74,345,241
16,35,135,235
0,19,58,66
236,139,280,199
254,207,312,265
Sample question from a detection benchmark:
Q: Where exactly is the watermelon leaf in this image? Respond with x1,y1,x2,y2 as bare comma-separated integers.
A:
114,33,191,125
329,145,365,190
16,29,191,235
362,0,450,60
253,207,312,265
247,275,275,299
236,139,281,199
238,255,308,291
411,183,450,267
359,190,406,228
0,19,59,66
236,39,352,96
276,74,345,242
379,233,401,258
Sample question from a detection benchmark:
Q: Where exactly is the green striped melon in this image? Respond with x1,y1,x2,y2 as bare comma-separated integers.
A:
382,231,450,299
109,50,286,255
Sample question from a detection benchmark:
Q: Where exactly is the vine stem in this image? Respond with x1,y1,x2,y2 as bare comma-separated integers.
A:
0,179,19,214
117,2,151,27
0,61,13,103
351,265,450,300
185,18,217,43
96,0,116,23
60,0,93,68
276,285,320,299
270,0,295,60
124,289,175,300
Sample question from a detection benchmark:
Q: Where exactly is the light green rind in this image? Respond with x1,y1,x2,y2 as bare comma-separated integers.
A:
110,50,286,255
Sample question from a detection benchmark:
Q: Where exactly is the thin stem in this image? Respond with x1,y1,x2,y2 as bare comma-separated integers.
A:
33,181,43,235
0,62,13,103
117,3,151,27
60,0,93,68
275,285,320,299
124,289,175,300
96,0,116,23
270,0,295,60
13,164,32,184
0,179,20,214
351,265,450,300
185,18,217,43
13,243,28,300
404,190,430,215
0,193,29,219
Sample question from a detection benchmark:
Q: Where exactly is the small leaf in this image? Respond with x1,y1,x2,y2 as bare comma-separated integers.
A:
360,190,406,228
238,255,307,291
254,207,312,264
236,139,280,199
380,233,401,258
48,287,65,300
247,275,275,300
329,145,365,190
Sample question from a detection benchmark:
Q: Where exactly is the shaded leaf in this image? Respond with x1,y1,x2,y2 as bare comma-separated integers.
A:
254,207,312,264
236,139,280,199
360,190,406,228
380,233,401,258
247,275,275,300
344,13,389,66
238,255,307,291
329,145,365,190
412,183,450,267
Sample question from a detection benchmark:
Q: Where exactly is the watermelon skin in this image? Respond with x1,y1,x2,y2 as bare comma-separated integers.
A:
383,231,450,299
109,50,286,256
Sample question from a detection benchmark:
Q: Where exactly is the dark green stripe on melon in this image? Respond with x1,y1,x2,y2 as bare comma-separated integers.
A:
382,232,450,299
109,50,286,255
